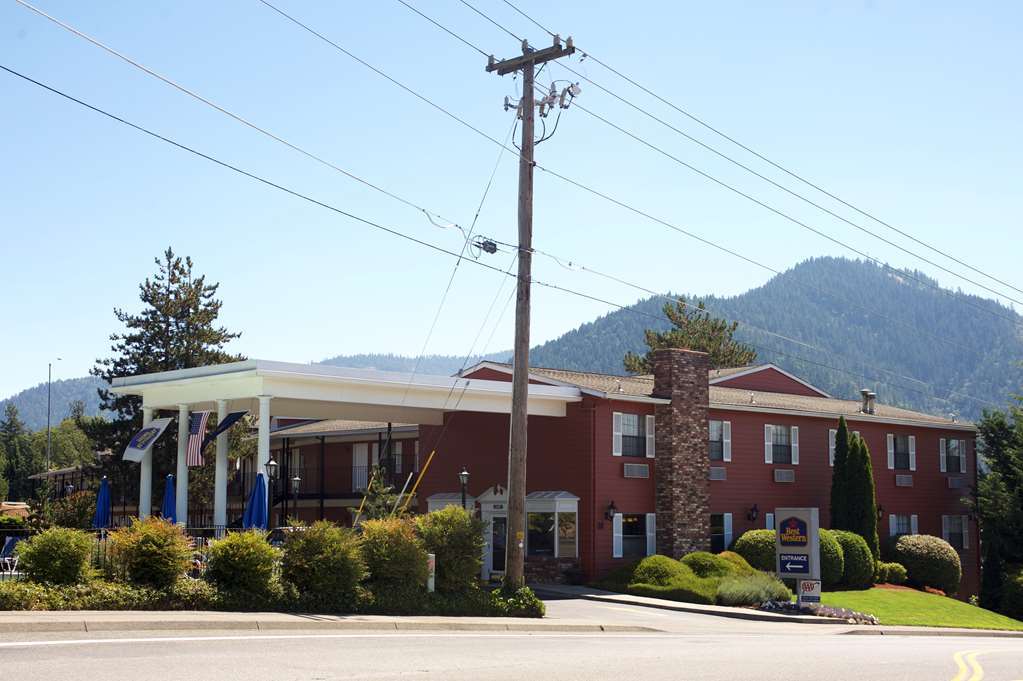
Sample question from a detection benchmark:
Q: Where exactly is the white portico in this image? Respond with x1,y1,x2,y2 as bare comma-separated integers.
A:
110,359,581,526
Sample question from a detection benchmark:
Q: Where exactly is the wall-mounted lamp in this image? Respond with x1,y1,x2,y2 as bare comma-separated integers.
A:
604,500,618,521
746,503,759,523
876,504,885,520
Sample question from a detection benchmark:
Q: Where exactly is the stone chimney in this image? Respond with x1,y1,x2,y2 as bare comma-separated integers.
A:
652,348,711,558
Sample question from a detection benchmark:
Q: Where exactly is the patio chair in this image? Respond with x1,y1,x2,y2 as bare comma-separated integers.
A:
0,536,21,574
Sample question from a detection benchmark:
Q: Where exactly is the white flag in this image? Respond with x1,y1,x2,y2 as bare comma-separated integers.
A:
122,417,173,462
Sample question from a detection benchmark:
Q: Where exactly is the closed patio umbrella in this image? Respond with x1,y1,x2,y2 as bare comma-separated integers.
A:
160,474,176,524
92,476,111,529
242,473,267,530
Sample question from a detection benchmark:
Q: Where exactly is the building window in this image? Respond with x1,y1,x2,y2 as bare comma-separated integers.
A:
710,514,726,553
771,425,792,464
620,413,645,457
621,513,647,558
946,440,963,474
527,512,556,556
558,512,577,558
893,435,911,470
892,514,911,538
709,420,724,461
945,515,966,550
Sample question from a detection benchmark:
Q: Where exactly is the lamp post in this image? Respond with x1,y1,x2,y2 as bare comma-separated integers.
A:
458,466,469,510
290,475,301,523
265,458,279,530
45,358,62,470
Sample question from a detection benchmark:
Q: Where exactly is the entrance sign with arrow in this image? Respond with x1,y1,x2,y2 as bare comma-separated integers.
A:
774,507,820,586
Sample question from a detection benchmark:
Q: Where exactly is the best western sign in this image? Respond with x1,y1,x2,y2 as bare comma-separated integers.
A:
774,507,820,581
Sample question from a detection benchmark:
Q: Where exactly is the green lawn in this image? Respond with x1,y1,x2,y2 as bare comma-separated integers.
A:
818,588,1023,631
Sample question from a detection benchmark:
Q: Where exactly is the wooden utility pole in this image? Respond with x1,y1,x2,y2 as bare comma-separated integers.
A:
487,35,574,589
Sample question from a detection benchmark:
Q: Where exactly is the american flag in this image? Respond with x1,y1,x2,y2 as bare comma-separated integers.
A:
186,411,211,467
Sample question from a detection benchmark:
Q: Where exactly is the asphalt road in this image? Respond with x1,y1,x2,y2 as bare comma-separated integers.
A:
1,598,1020,681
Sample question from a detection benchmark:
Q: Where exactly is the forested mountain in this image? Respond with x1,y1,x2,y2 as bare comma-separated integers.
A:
6,257,1019,428
529,257,1022,420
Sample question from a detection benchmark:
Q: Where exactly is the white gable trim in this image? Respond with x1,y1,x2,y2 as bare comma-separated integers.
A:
709,363,832,398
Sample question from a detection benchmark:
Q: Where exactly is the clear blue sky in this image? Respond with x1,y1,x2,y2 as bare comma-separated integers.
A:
2,0,1020,398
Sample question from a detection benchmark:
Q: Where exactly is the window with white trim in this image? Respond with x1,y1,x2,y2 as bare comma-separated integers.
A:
943,515,968,551
620,413,645,457
944,439,965,474
709,420,724,461
765,513,775,531
828,429,837,466
770,425,793,464
710,513,732,552
892,514,911,537
892,435,912,470
620,513,648,558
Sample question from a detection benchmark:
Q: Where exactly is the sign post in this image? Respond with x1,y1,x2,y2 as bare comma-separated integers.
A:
774,507,820,607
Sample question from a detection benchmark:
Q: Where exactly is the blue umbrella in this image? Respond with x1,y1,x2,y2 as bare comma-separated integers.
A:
242,473,267,530
92,476,111,529
160,474,176,524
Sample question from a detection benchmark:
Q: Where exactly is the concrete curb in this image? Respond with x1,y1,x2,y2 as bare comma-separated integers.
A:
842,627,1023,639
0,616,657,635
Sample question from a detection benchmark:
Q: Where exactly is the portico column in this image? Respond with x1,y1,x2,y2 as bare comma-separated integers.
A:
138,407,154,519
257,395,272,512
176,404,189,526
213,399,229,529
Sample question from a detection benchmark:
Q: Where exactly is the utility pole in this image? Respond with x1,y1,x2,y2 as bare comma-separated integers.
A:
487,35,575,589
45,358,60,470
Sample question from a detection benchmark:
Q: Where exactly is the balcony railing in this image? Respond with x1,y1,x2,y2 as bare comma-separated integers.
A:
227,465,412,501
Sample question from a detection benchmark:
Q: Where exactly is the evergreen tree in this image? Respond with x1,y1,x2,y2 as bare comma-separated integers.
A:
845,435,880,559
352,467,400,522
623,298,757,373
829,416,851,530
1,404,43,500
88,248,242,504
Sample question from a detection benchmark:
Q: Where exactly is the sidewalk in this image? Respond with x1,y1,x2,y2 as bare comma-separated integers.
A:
0,610,657,635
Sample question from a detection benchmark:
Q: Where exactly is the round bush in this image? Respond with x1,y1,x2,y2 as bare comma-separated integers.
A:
16,527,93,585
892,534,962,595
632,554,693,586
108,517,192,589
681,551,737,578
491,585,546,617
415,506,485,593
282,521,365,611
819,529,845,588
830,530,875,589
361,518,428,587
733,530,776,571
1002,568,1023,621
205,530,280,596
876,561,908,585
717,551,757,576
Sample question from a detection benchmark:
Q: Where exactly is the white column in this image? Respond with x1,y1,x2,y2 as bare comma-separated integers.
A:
214,399,229,529
257,395,272,512
176,404,189,526
138,407,154,519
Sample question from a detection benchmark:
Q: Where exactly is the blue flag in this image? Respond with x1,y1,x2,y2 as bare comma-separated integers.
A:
201,411,248,451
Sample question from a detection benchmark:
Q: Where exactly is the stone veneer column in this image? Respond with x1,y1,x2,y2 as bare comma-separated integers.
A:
652,348,711,558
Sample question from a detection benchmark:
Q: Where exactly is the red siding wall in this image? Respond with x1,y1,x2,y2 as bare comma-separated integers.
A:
713,368,827,397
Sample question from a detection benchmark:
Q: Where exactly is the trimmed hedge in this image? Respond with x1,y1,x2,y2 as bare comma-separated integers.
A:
716,573,792,606
108,517,192,589
819,529,845,588
15,527,93,585
628,579,718,605
876,561,908,586
892,534,962,595
633,555,693,586
681,551,738,578
830,530,875,589
717,551,757,576
733,530,775,572
282,522,365,612
0,578,219,611
205,530,280,597
361,518,428,587
415,506,485,593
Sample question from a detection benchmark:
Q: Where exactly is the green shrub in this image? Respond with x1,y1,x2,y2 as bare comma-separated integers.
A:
50,491,97,529
52,580,158,610
0,580,58,610
717,551,757,576
16,527,93,585
819,529,845,588
361,518,428,588
205,530,280,596
682,551,739,578
164,578,220,610
892,534,962,595
108,517,192,589
716,573,792,606
0,514,27,530
595,560,641,590
830,530,875,589
627,577,719,605
1002,568,1023,621
876,561,908,585
415,506,485,593
282,521,365,612
733,530,776,571
491,585,545,617
633,555,693,586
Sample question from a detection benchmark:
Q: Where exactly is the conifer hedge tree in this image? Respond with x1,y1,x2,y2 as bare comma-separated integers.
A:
829,416,851,530
845,435,880,559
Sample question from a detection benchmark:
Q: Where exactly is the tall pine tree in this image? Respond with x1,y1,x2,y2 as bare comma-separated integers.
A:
624,298,757,374
88,248,242,509
1,404,42,500
829,416,851,529
845,435,880,559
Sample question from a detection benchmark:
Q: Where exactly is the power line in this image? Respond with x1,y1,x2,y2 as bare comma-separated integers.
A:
3,63,999,412
499,0,1023,300
396,0,489,57
457,0,522,43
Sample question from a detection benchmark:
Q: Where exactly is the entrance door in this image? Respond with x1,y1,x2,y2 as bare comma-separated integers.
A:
491,515,507,574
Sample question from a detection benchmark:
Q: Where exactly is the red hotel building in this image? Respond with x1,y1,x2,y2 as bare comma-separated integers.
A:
269,349,979,595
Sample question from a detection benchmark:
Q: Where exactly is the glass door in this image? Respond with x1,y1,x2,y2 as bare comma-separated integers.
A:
491,515,507,573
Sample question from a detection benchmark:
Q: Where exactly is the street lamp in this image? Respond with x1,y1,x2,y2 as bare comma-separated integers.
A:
458,466,469,510
45,358,62,471
265,458,279,529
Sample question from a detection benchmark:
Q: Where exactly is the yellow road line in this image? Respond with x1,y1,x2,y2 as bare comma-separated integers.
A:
951,650,978,681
